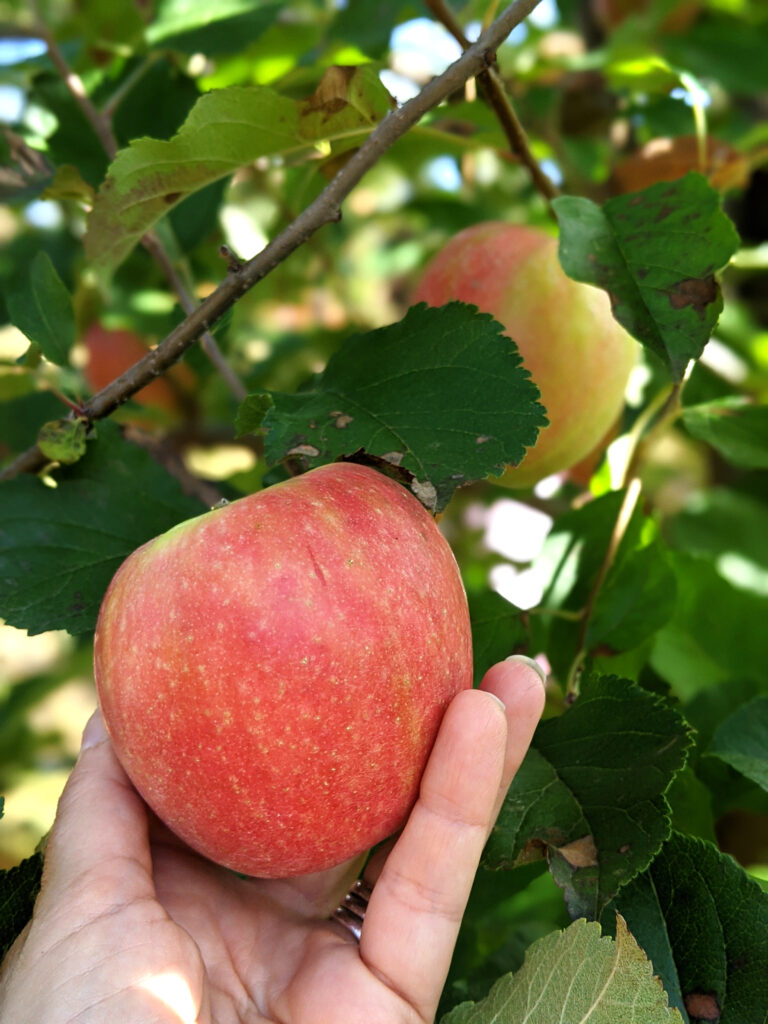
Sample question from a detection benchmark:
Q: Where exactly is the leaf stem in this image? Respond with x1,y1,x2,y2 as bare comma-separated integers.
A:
566,476,643,700
2,0,545,482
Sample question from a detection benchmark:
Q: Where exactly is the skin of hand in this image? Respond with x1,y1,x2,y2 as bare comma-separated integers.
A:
0,656,545,1024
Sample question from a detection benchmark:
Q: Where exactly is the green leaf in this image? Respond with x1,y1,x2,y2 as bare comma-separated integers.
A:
651,553,768,699
554,174,739,380
441,916,684,1024
709,696,768,791
260,303,547,512
5,252,75,367
682,398,768,469
485,674,692,919
236,392,274,438
37,418,88,465
146,0,281,54
608,833,768,1024
85,69,394,274
0,853,43,961
469,590,526,687
586,541,677,653
0,422,206,635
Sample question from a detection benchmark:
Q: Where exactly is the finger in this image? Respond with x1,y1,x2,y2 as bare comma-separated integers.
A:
359,687,508,1022
38,709,155,916
479,655,547,821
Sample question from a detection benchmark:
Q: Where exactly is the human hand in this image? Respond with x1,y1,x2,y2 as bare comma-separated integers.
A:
0,656,545,1024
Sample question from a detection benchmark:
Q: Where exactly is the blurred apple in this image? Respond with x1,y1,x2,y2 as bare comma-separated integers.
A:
82,323,195,420
412,222,637,488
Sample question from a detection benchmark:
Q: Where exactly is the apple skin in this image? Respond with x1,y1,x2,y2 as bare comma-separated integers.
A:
412,223,637,488
94,462,472,877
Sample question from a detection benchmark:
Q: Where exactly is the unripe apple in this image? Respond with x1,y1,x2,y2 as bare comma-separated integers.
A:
94,462,472,877
412,222,637,488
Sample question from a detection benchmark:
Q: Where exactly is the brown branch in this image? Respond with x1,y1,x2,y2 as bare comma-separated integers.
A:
141,231,249,403
425,0,559,205
2,0,544,483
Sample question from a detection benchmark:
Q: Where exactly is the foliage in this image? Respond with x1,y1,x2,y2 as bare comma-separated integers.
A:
1,0,767,1019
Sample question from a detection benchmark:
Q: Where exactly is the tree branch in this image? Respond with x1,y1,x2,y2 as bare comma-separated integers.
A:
1,0,543,483
424,0,559,206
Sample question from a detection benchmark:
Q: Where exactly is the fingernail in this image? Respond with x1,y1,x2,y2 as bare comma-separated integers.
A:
81,709,108,751
506,654,547,688
486,691,506,712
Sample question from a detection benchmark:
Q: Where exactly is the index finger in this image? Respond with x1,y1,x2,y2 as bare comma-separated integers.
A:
358,658,545,1022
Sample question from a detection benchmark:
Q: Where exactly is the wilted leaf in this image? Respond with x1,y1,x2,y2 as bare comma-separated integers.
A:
611,136,750,196
485,674,692,919
554,174,739,380
0,422,205,635
608,832,768,1023
682,398,768,469
6,252,75,367
709,695,768,791
254,302,547,512
441,916,683,1024
37,418,88,465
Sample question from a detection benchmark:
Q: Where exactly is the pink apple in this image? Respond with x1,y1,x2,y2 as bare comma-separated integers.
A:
412,222,637,488
94,462,472,877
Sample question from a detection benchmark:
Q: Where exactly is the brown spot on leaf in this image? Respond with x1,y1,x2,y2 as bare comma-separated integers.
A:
302,66,357,118
669,275,717,315
684,992,721,1021
556,834,598,868
287,444,320,458
164,191,182,204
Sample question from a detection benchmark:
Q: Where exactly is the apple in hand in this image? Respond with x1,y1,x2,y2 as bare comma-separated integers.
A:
94,462,472,877
412,222,637,488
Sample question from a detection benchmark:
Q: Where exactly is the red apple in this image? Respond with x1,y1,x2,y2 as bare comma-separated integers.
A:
412,223,637,488
94,462,472,877
82,323,194,420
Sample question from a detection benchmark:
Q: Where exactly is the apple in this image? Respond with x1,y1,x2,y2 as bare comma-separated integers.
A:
94,461,472,877
82,323,194,420
412,222,637,488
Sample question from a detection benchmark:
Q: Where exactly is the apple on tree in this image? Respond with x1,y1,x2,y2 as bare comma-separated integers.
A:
94,461,472,878
82,322,195,421
412,222,638,488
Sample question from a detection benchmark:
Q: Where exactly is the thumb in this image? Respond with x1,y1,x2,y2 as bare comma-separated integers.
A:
36,709,155,915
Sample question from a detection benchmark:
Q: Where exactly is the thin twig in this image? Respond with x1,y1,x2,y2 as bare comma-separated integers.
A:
30,0,118,160
2,0,543,482
142,231,248,402
565,475,643,700
425,0,558,206
31,1,246,401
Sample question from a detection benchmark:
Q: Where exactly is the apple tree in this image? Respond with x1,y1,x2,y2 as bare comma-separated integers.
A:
1,0,767,1020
